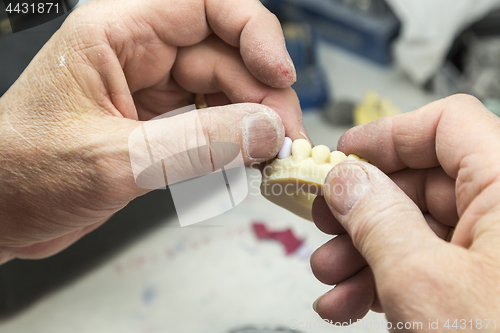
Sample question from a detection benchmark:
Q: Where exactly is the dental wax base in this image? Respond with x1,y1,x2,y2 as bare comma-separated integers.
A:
261,139,367,221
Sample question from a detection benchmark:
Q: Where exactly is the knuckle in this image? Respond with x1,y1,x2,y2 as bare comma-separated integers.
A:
267,11,281,26
445,93,482,108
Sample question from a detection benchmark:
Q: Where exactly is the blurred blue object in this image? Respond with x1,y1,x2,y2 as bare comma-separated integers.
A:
263,0,400,65
283,23,330,110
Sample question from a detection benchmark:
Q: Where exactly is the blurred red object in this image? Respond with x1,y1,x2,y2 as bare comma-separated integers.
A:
252,222,304,255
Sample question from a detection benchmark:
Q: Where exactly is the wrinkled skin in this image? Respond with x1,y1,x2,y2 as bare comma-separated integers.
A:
0,0,308,263
312,94,500,332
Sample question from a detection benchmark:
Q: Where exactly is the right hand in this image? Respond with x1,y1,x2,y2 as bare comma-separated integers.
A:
311,94,500,331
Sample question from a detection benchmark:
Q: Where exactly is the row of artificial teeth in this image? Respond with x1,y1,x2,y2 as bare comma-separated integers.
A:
278,138,366,165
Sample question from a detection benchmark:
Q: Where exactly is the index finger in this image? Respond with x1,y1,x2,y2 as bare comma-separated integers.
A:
337,94,500,247
82,0,295,89
338,94,500,179
206,0,297,88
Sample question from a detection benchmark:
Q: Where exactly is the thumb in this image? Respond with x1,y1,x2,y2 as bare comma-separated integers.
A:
122,103,284,194
323,162,442,272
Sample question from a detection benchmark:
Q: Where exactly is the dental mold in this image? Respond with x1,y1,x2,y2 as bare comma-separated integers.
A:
261,138,367,221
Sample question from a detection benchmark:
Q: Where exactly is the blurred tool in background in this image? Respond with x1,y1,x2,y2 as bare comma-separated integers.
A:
385,0,500,85
323,91,400,127
282,22,330,110
353,91,400,125
263,0,400,65
266,0,500,121
322,99,356,126
432,9,500,117
263,0,402,123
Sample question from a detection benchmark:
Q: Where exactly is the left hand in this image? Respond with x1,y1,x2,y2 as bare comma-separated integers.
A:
0,0,306,263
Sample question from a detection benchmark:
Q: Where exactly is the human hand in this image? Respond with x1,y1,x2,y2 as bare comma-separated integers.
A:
311,95,500,330
0,0,307,263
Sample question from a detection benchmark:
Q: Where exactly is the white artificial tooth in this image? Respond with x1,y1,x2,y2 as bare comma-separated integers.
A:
312,145,330,164
330,151,347,165
277,137,293,159
292,139,312,163
347,154,361,161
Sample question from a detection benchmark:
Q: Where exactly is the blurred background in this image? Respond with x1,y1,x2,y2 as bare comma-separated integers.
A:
1,0,500,332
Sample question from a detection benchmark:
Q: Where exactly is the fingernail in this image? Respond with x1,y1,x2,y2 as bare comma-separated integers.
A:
244,113,280,159
299,121,312,144
312,295,321,313
325,164,370,215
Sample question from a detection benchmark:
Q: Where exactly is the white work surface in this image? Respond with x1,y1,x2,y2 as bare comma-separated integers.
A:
0,44,438,333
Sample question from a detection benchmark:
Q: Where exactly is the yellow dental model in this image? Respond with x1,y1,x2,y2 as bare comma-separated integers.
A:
260,138,367,221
